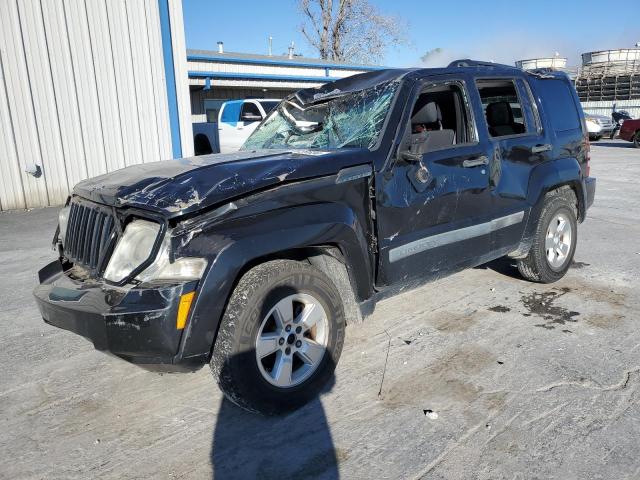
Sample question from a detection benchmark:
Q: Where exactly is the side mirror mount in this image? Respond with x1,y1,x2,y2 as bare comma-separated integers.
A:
399,150,422,163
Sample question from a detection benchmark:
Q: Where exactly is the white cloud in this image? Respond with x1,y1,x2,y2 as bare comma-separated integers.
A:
418,32,579,68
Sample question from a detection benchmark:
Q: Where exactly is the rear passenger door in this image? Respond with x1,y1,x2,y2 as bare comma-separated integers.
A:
473,77,549,255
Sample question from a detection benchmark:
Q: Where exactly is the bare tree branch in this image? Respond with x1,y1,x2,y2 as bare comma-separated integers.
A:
297,0,408,64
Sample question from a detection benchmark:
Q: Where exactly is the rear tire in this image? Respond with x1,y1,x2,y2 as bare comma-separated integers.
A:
634,131,640,148
517,188,578,283
210,259,345,415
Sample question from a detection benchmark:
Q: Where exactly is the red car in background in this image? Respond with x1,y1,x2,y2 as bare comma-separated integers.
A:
619,118,640,148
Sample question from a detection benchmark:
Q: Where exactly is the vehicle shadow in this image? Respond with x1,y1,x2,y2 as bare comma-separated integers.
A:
590,141,634,148
475,257,588,280
474,256,522,280
210,354,339,479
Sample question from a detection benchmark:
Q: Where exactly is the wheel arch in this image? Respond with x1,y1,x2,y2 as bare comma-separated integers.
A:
174,203,375,362
510,158,585,259
527,157,586,222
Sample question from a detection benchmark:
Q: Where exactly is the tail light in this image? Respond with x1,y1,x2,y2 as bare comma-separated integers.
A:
584,133,591,177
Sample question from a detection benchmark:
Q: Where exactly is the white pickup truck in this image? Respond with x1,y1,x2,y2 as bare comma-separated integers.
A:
217,99,279,153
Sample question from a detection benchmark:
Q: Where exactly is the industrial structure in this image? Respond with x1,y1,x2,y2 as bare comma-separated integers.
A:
187,44,382,124
517,47,640,118
575,47,640,118
515,56,568,71
0,0,192,211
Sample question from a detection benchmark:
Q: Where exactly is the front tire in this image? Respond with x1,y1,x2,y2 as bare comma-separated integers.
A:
210,259,345,415
517,188,578,283
634,131,640,148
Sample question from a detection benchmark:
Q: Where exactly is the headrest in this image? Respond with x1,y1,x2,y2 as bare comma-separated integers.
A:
412,102,441,124
486,102,514,127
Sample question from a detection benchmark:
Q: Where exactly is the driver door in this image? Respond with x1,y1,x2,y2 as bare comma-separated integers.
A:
375,75,495,286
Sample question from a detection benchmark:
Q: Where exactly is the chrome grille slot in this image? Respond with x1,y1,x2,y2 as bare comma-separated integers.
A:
64,200,116,274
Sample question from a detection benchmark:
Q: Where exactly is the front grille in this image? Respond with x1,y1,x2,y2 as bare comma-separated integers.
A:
64,200,117,273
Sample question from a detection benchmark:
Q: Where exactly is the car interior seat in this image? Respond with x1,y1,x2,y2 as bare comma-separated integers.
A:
485,101,525,137
410,102,455,154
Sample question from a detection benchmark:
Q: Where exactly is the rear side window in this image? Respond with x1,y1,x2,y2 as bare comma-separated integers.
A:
476,79,531,138
535,79,581,132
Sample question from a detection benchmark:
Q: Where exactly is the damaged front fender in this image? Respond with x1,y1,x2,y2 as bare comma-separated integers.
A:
172,176,375,361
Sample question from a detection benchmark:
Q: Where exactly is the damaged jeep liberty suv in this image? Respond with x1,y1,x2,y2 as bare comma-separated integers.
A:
35,60,595,414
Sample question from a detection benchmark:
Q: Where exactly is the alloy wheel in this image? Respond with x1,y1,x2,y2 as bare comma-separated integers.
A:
255,293,329,388
545,212,573,269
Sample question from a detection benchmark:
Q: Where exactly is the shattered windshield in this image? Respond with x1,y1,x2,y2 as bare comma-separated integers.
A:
242,81,399,151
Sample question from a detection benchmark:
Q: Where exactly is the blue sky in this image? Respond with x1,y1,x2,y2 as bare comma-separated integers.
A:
183,0,639,67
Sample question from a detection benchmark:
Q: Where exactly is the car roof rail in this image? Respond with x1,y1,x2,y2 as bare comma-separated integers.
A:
447,59,517,70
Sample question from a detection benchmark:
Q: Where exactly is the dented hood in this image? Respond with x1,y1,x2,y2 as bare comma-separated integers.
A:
73,148,371,217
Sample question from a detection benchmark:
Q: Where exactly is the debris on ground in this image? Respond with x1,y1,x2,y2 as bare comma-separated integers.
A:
423,409,439,420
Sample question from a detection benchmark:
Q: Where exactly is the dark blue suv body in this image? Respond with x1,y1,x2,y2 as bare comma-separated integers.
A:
34,60,595,413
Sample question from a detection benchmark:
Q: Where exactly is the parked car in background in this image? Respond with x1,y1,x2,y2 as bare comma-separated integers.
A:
34,62,595,415
585,113,615,141
619,117,640,148
217,99,280,153
611,110,632,139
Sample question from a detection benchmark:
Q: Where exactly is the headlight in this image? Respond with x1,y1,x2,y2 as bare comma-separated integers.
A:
134,233,207,283
58,206,70,246
104,220,161,282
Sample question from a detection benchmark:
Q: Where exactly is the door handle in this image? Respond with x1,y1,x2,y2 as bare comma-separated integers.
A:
531,144,552,154
462,156,489,168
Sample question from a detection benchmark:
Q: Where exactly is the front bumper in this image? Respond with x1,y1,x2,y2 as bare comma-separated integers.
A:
33,260,203,370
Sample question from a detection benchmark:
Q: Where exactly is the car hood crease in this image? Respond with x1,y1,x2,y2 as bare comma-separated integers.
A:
73,148,372,217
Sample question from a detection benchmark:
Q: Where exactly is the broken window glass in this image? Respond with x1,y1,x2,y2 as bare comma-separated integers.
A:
242,81,399,151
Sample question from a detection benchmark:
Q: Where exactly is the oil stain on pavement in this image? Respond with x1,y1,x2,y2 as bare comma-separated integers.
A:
520,287,580,330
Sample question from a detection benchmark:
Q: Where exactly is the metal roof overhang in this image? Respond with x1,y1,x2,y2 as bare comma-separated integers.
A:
188,71,342,83
186,53,385,71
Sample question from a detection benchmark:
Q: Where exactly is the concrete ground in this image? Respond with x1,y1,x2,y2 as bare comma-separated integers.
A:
1,140,639,480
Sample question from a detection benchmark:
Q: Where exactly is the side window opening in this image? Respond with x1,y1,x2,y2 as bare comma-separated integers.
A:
405,82,475,155
240,102,263,123
476,79,529,138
